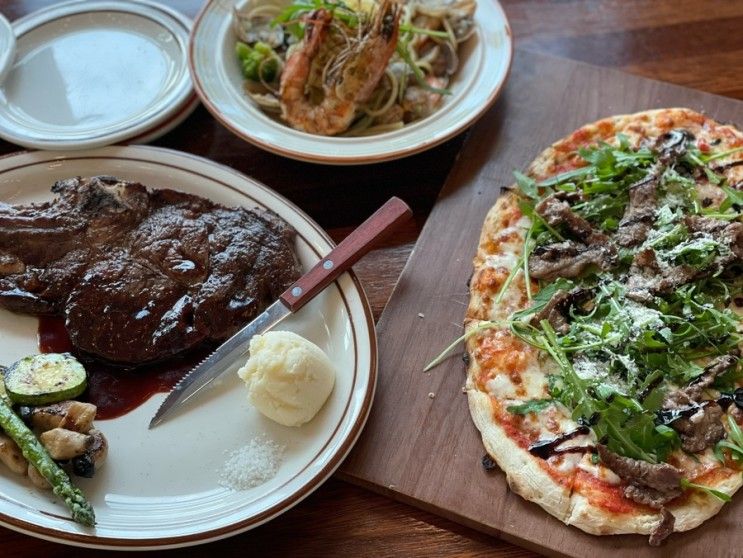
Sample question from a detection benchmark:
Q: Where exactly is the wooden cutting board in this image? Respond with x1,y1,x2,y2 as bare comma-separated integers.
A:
339,49,743,557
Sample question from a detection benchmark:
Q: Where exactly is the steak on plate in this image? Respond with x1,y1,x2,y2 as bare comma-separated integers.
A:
0,176,301,364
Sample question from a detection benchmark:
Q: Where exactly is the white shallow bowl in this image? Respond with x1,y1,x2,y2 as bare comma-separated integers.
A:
0,1,196,150
190,0,513,164
0,12,14,85
0,146,376,549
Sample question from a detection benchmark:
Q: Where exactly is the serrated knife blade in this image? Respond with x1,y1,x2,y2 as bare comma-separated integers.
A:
148,196,412,429
148,300,289,428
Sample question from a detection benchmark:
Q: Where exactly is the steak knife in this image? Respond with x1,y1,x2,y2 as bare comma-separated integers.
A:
149,197,412,428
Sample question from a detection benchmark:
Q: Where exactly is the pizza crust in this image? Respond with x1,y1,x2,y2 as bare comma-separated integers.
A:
467,388,572,520
466,107,743,539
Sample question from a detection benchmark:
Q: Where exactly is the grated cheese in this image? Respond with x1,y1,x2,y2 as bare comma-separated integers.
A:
622,300,663,335
218,436,285,490
573,357,607,381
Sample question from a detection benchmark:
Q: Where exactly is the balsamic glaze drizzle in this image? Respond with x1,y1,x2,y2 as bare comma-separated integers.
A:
527,390,743,461
528,426,591,459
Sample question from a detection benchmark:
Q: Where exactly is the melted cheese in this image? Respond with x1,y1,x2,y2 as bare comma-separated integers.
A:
484,252,519,270
577,458,622,485
486,375,516,399
522,404,579,440
549,452,583,474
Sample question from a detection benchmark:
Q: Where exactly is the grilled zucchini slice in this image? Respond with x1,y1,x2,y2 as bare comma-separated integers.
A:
0,366,9,406
4,354,87,405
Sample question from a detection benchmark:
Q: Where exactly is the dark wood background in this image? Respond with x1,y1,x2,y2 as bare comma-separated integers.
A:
2,1,743,556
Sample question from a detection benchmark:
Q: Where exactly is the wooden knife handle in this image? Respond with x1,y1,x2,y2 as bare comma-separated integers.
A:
279,197,412,312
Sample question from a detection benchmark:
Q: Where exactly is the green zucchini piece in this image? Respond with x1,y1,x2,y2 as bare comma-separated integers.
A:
4,354,87,405
0,366,9,406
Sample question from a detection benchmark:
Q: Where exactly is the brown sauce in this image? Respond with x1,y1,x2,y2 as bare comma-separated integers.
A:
38,316,211,420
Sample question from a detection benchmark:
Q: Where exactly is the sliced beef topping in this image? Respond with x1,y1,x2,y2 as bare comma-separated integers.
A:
671,403,725,453
530,288,592,334
616,130,693,248
724,222,743,260
660,353,738,453
686,215,743,262
529,190,617,281
535,192,608,245
686,214,729,235
530,290,571,333
626,248,695,301
597,445,682,509
529,241,615,281
703,351,740,377
627,219,743,300
664,353,738,408
626,201,743,301
648,507,675,547
615,170,660,248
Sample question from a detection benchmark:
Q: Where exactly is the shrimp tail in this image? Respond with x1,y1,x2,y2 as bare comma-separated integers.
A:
280,10,332,102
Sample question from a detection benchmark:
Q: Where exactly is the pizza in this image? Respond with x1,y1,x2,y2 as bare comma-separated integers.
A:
464,108,743,545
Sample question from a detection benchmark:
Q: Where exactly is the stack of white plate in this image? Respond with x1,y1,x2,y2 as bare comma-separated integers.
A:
0,0,198,150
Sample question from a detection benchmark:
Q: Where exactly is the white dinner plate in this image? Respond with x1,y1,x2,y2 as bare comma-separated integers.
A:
190,0,513,164
0,146,376,549
0,1,196,150
0,12,14,85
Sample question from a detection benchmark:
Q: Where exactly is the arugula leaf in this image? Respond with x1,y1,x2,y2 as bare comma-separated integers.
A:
704,145,743,162
537,166,593,187
514,171,539,200
714,364,743,391
517,200,564,242
423,320,502,372
497,133,743,465
727,414,743,447
663,236,728,269
718,185,743,214
539,320,595,420
510,278,575,322
681,478,732,503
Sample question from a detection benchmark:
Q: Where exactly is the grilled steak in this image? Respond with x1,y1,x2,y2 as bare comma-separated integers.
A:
0,176,301,364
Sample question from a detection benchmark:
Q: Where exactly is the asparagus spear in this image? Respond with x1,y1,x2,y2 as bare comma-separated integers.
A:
0,396,95,526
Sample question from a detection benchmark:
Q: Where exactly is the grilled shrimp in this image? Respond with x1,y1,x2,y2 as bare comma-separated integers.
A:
279,0,401,135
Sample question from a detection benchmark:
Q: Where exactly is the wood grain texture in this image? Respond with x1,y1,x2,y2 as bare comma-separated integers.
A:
503,0,743,99
0,0,743,556
340,49,743,556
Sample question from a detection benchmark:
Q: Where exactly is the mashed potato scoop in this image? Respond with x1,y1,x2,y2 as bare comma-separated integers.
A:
238,331,335,427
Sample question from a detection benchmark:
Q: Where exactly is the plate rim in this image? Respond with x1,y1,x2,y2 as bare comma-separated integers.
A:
0,0,194,150
0,12,15,85
188,0,514,165
0,145,378,549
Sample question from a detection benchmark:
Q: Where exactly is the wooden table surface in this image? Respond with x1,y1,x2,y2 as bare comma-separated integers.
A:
1,1,742,556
